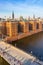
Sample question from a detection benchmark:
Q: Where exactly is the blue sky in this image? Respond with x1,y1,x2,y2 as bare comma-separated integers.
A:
0,0,43,18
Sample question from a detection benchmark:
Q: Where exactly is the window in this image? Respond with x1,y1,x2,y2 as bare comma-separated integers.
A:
29,23,33,31
36,23,39,29
18,23,24,33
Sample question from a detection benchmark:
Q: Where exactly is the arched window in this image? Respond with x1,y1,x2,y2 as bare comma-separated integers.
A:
18,23,24,33
29,23,33,31
36,23,39,29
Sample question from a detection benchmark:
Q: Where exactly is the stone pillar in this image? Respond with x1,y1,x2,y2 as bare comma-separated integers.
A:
33,22,37,32
39,21,42,31
24,22,29,33
10,22,18,36
0,21,6,35
6,21,18,37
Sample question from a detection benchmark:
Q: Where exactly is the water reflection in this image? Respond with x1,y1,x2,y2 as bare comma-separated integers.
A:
14,32,43,61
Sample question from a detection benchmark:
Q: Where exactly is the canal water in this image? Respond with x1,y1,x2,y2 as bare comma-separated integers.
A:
13,32,43,61
0,31,43,65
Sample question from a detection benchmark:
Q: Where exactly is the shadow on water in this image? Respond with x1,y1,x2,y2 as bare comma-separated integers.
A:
12,32,43,61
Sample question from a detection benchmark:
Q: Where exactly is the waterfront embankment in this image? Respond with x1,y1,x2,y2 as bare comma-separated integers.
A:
0,40,43,65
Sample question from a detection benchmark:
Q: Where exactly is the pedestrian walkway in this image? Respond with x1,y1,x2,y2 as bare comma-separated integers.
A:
0,41,43,65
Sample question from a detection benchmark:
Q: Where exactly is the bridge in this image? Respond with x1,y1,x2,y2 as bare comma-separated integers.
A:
5,20,43,41
0,40,43,65
0,20,43,42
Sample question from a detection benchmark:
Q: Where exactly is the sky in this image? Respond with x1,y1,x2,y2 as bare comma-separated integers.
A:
0,0,43,18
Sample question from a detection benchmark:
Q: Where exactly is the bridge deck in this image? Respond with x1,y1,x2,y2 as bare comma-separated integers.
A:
0,41,43,65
